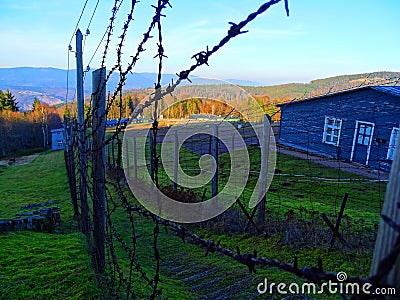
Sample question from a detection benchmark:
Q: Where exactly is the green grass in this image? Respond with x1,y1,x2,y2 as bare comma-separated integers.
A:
0,150,99,299
0,147,45,159
105,184,374,299
0,139,385,299
131,140,385,229
115,137,383,298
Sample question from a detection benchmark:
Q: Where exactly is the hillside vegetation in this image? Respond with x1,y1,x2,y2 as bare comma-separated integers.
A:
242,71,400,100
123,71,400,122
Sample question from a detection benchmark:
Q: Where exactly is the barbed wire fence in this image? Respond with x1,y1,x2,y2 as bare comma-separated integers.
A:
63,0,400,298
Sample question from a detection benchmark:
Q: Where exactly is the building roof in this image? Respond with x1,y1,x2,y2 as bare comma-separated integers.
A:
370,86,400,97
276,85,400,107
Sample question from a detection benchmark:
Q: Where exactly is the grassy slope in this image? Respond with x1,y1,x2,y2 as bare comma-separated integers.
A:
0,151,99,299
0,145,385,299
120,141,382,298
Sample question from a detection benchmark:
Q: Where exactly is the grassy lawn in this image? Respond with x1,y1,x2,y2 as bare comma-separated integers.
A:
128,136,385,230
0,151,99,299
115,133,383,298
0,138,385,299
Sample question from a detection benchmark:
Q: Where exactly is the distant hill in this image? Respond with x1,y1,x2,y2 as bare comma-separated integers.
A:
0,67,261,111
242,71,400,100
0,67,399,111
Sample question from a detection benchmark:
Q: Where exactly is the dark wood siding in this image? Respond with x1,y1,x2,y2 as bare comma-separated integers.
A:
278,88,400,172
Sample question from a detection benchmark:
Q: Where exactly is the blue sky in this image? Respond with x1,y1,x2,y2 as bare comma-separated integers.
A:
0,0,399,85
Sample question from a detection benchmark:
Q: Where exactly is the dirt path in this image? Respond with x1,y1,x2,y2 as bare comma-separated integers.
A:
277,146,389,181
0,153,40,167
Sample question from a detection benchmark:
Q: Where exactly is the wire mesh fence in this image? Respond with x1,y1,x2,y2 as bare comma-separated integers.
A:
62,0,400,298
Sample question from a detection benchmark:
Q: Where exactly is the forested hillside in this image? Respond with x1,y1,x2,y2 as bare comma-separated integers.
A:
122,71,400,122
242,71,400,100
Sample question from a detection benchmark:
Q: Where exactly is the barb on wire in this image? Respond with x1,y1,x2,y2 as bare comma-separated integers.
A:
100,0,172,148
129,0,289,122
106,181,396,290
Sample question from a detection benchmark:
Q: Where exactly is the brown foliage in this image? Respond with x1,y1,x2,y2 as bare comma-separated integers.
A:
0,104,62,156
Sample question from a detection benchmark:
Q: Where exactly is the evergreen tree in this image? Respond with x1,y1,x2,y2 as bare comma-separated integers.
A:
32,97,40,112
0,89,18,112
4,89,18,112
0,90,5,111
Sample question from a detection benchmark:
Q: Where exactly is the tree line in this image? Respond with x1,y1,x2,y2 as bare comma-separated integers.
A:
0,90,62,157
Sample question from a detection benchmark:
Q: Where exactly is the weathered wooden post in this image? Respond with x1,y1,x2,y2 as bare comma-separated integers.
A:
257,114,271,224
111,138,115,166
370,135,400,290
63,117,79,219
91,67,107,273
174,129,179,192
117,136,122,168
125,138,130,179
133,137,137,180
149,130,155,182
76,29,89,234
232,130,235,152
211,124,219,197
107,143,111,165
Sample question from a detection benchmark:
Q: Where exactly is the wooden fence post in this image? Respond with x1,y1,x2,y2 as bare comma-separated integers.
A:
257,114,271,224
370,135,400,290
133,137,137,180
63,117,79,219
107,143,110,165
75,29,89,234
91,67,107,273
117,136,122,168
111,139,115,166
174,130,179,192
149,130,155,182
211,124,219,197
125,139,130,179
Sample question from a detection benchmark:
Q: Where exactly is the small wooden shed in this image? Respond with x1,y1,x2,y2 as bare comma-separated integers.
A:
51,128,64,151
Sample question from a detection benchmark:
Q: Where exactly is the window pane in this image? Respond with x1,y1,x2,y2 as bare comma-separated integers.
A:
327,118,334,126
333,136,338,143
334,120,341,127
365,126,372,135
334,129,340,136
327,128,333,135
364,136,370,145
358,135,363,144
393,130,399,147
326,135,332,142
359,125,365,134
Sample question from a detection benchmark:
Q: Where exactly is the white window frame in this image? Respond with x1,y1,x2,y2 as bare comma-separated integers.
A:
387,127,399,160
322,116,342,146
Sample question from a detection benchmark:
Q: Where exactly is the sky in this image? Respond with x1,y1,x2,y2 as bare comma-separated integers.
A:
0,0,399,85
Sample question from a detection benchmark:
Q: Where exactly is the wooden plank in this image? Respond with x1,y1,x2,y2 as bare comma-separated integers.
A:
329,193,349,250
370,133,400,289
321,213,350,248
237,199,262,234
257,114,271,224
